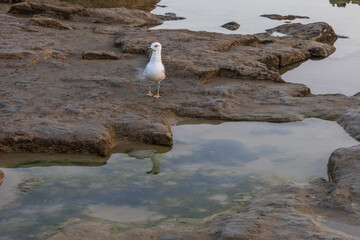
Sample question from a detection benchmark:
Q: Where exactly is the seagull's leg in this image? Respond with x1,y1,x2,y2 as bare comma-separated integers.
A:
146,85,153,97
154,82,161,98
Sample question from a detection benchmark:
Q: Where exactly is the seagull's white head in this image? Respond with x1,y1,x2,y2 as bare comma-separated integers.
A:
148,42,162,52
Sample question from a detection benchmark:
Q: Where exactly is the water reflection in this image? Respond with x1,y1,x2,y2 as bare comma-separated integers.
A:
0,119,358,239
60,0,160,11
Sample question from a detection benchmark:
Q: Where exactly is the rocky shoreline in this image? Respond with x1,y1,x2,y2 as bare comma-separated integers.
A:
1,0,360,239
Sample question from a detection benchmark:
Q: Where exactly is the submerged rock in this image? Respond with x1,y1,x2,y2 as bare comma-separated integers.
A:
18,177,43,192
261,14,309,21
221,21,240,31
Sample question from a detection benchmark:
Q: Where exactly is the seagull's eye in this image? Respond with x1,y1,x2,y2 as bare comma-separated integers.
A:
155,45,159,47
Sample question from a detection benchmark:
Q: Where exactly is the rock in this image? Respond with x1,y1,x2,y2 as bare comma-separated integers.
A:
221,21,240,31
337,110,360,141
18,177,43,192
30,16,72,30
82,51,125,60
81,7,163,27
115,23,337,81
1,10,357,157
93,27,119,35
327,145,360,214
0,50,39,67
0,170,3,186
261,14,309,20
330,0,360,7
265,22,338,44
8,0,84,19
157,12,185,21
24,25,39,32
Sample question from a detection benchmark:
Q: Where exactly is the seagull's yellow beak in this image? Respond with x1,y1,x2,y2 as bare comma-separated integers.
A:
148,47,153,50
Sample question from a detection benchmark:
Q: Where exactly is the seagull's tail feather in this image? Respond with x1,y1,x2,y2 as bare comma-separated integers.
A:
135,66,146,80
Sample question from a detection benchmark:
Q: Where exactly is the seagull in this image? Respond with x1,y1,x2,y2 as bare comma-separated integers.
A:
143,42,165,98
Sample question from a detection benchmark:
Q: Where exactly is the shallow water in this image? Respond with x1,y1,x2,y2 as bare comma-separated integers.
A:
152,0,360,95
0,119,358,239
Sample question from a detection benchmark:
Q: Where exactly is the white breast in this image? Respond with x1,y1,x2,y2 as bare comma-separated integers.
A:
143,62,165,82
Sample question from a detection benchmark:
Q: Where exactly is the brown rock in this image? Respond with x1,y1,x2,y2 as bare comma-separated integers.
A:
8,0,84,19
337,109,360,141
266,22,338,44
82,51,121,60
30,16,72,30
156,12,185,21
43,49,67,60
1,11,357,157
261,14,309,21
327,145,360,214
93,27,119,35
81,7,163,27
221,21,240,31
0,50,39,67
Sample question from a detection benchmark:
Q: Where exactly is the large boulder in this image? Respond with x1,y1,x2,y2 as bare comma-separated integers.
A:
326,145,360,214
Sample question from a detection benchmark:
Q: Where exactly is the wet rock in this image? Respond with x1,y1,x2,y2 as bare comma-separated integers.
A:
330,0,360,7
337,110,360,141
157,12,185,21
266,22,338,44
82,51,121,60
327,145,360,214
18,177,43,192
8,0,84,19
30,16,72,30
0,170,3,186
261,14,309,21
221,21,240,31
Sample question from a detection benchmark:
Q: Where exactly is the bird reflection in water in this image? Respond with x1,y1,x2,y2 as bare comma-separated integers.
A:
146,154,162,175
126,147,168,175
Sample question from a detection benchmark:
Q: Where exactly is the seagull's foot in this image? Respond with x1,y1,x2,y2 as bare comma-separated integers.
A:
153,94,161,99
146,91,153,97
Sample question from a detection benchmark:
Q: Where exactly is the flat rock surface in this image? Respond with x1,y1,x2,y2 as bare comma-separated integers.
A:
0,11,359,155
